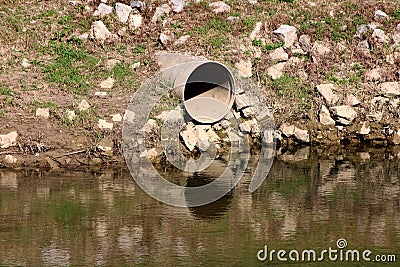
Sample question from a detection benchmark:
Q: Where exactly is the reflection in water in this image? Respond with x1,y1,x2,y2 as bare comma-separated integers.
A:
0,149,399,266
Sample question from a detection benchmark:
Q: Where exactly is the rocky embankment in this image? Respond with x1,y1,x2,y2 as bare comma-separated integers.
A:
1,1,400,169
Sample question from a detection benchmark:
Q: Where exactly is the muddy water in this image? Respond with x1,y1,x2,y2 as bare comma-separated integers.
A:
0,148,399,266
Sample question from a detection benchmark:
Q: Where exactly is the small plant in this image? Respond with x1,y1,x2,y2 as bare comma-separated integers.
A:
0,86,14,96
132,44,146,55
172,22,181,29
210,36,227,48
263,41,284,51
252,39,263,47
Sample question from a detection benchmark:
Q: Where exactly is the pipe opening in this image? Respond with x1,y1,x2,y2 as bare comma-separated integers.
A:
183,62,234,124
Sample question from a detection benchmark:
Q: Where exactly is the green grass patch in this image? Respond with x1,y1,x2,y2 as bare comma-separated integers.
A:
31,100,58,113
263,41,285,51
41,41,97,94
0,85,14,96
132,44,146,55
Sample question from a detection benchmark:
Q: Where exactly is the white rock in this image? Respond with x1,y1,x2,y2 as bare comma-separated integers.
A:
207,129,220,142
21,58,31,68
357,40,370,50
393,33,400,48
152,4,171,23
374,10,388,21
241,107,255,118
99,77,115,89
110,113,122,122
115,3,132,23
359,122,370,135
90,20,114,41
129,13,142,30
78,32,89,42
312,41,331,56
98,119,113,130
280,124,295,137
365,68,382,81
94,3,113,16
0,132,18,149
142,119,158,135
172,0,185,13
269,47,288,62
316,83,339,106
105,59,120,70
331,105,357,125
273,25,297,48
66,110,76,121
319,105,335,126
180,124,197,151
123,110,135,122
155,110,171,122
209,1,231,14
94,91,107,97
174,35,190,45
235,59,252,77
159,33,169,45
293,127,310,143
194,126,210,151
249,22,262,40
36,108,50,119
78,99,90,111
132,62,141,69
3,154,17,165
346,94,360,106
379,82,400,97
267,62,286,80
372,29,389,43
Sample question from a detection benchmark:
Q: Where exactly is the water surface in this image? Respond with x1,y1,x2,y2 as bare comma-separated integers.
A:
0,147,399,266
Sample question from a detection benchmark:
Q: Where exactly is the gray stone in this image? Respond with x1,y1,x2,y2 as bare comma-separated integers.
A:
78,99,90,111
0,132,18,149
77,33,89,42
36,108,50,119
331,105,357,125
372,29,389,43
21,58,31,68
94,3,113,16
234,94,251,110
172,0,185,13
152,4,170,23
130,1,146,10
104,59,120,70
194,126,210,151
273,25,297,48
393,33,400,48
142,119,158,135
269,47,288,62
374,10,388,21
235,59,252,77
346,94,361,106
379,82,400,97
319,105,335,126
115,3,132,23
267,62,286,80
209,1,231,14
220,119,230,129
316,83,339,106
129,13,142,30
357,40,370,50
299,34,312,52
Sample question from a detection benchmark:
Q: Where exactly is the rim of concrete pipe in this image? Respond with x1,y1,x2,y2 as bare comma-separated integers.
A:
176,61,235,124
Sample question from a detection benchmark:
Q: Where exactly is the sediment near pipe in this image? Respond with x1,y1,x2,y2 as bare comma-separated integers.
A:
172,61,235,124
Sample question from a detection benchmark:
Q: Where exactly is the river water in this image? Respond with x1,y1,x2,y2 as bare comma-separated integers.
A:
0,147,399,266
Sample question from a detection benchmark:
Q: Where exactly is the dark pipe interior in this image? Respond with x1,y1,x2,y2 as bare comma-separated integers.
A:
183,82,220,101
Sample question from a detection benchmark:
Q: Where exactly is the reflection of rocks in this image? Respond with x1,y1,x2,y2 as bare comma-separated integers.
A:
41,245,70,267
279,146,309,162
0,171,18,189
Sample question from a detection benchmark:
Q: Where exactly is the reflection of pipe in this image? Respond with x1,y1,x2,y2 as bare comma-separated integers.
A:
172,61,235,124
